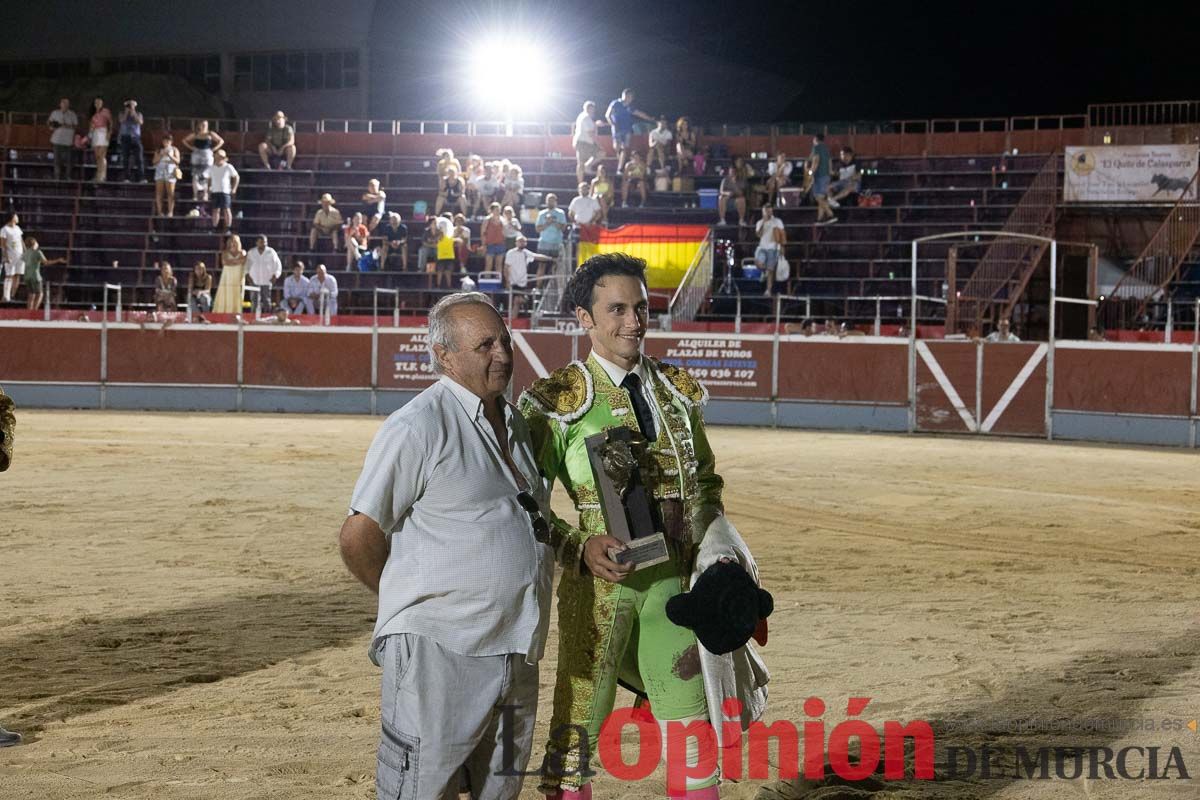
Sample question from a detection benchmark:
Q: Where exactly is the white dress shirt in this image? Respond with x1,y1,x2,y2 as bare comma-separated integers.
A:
245,246,282,286
349,376,553,666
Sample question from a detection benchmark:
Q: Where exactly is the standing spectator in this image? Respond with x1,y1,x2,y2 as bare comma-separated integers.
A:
21,236,66,312
117,99,145,183
605,88,655,176
258,110,296,170
282,261,312,315
568,182,603,241
481,202,506,274
718,156,753,226
501,205,522,252
436,165,467,217
344,211,370,270
154,262,178,314
47,98,79,181
675,116,698,176
500,165,524,213
417,217,441,272
246,235,283,313
152,134,181,217
377,211,409,271
187,260,214,320
755,205,787,295
88,97,113,183
183,120,224,215
309,193,343,252
809,133,836,224
308,263,339,319
433,214,457,290
572,100,600,185
591,164,615,225
534,194,567,279
1,213,24,304
208,150,240,231
362,178,387,231
827,146,861,209
764,153,794,207
435,148,461,179
212,234,248,314
647,117,673,173
503,235,554,316
621,152,648,208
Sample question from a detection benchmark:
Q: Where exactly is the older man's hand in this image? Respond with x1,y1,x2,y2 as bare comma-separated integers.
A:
582,535,633,583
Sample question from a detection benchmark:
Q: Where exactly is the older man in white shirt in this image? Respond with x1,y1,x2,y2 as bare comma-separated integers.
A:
245,235,283,313
340,293,552,800
307,263,338,319
281,261,312,315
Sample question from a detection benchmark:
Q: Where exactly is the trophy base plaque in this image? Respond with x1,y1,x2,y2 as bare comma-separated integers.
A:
609,532,670,571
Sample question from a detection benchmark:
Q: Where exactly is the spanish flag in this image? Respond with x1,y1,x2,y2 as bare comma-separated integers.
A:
577,224,710,290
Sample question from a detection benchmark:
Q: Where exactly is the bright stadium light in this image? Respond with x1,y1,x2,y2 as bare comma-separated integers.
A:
466,37,560,130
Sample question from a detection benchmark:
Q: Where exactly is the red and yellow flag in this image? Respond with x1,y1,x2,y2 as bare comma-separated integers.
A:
577,224,710,290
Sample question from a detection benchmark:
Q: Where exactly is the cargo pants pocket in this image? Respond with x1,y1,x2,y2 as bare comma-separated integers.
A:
377,721,420,800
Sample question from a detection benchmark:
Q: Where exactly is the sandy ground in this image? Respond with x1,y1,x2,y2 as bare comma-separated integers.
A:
0,411,1198,800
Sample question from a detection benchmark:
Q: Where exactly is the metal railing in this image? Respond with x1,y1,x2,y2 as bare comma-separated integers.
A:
1088,100,1200,128
668,231,714,324
951,152,1061,331
1098,169,1200,330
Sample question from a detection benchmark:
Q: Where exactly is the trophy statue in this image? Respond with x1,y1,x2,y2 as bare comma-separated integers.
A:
584,427,670,570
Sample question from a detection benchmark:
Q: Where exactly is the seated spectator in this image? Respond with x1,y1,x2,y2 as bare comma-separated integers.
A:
568,182,603,241
436,165,467,217
534,194,567,278
820,318,839,336
463,155,484,216
362,178,386,231
503,235,555,316
755,205,786,295
154,262,178,314
377,211,409,270
591,164,615,224
152,134,181,217
985,318,1020,343
827,147,861,209
307,264,338,319
501,165,525,212
418,217,441,272
47,97,78,181
718,157,753,227
621,152,648,208
254,306,301,325
208,150,239,231
481,203,506,273
344,212,370,270
183,120,224,214
21,236,66,312
88,97,113,183
784,319,816,336
452,213,473,270
435,148,461,179
675,116,697,176
309,193,343,251
118,99,145,183
648,117,673,172
282,260,312,315
765,153,794,207
501,205,522,251
471,163,502,218
258,110,296,170
187,260,214,320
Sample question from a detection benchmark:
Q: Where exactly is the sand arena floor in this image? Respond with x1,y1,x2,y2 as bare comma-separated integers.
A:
0,411,1197,799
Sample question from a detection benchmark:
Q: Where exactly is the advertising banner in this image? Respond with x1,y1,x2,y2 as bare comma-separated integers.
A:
1064,145,1197,202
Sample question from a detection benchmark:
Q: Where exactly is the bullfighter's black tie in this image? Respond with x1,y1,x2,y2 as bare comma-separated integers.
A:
620,372,657,441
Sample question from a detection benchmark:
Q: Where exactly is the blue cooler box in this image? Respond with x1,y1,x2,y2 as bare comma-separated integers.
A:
477,271,503,293
697,189,719,209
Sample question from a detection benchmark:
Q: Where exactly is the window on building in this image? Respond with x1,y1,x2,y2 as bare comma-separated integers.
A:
232,50,360,92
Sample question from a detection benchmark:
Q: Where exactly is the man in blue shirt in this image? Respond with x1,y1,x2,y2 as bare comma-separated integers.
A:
808,133,836,224
118,99,145,182
534,194,568,282
605,88,656,176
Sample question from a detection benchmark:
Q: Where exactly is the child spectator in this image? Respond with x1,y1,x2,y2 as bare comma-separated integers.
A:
21,236,66,311
622,152,648,208
344,212,370,270
362,178,387,231
501,205,523,252
433,214,457,290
